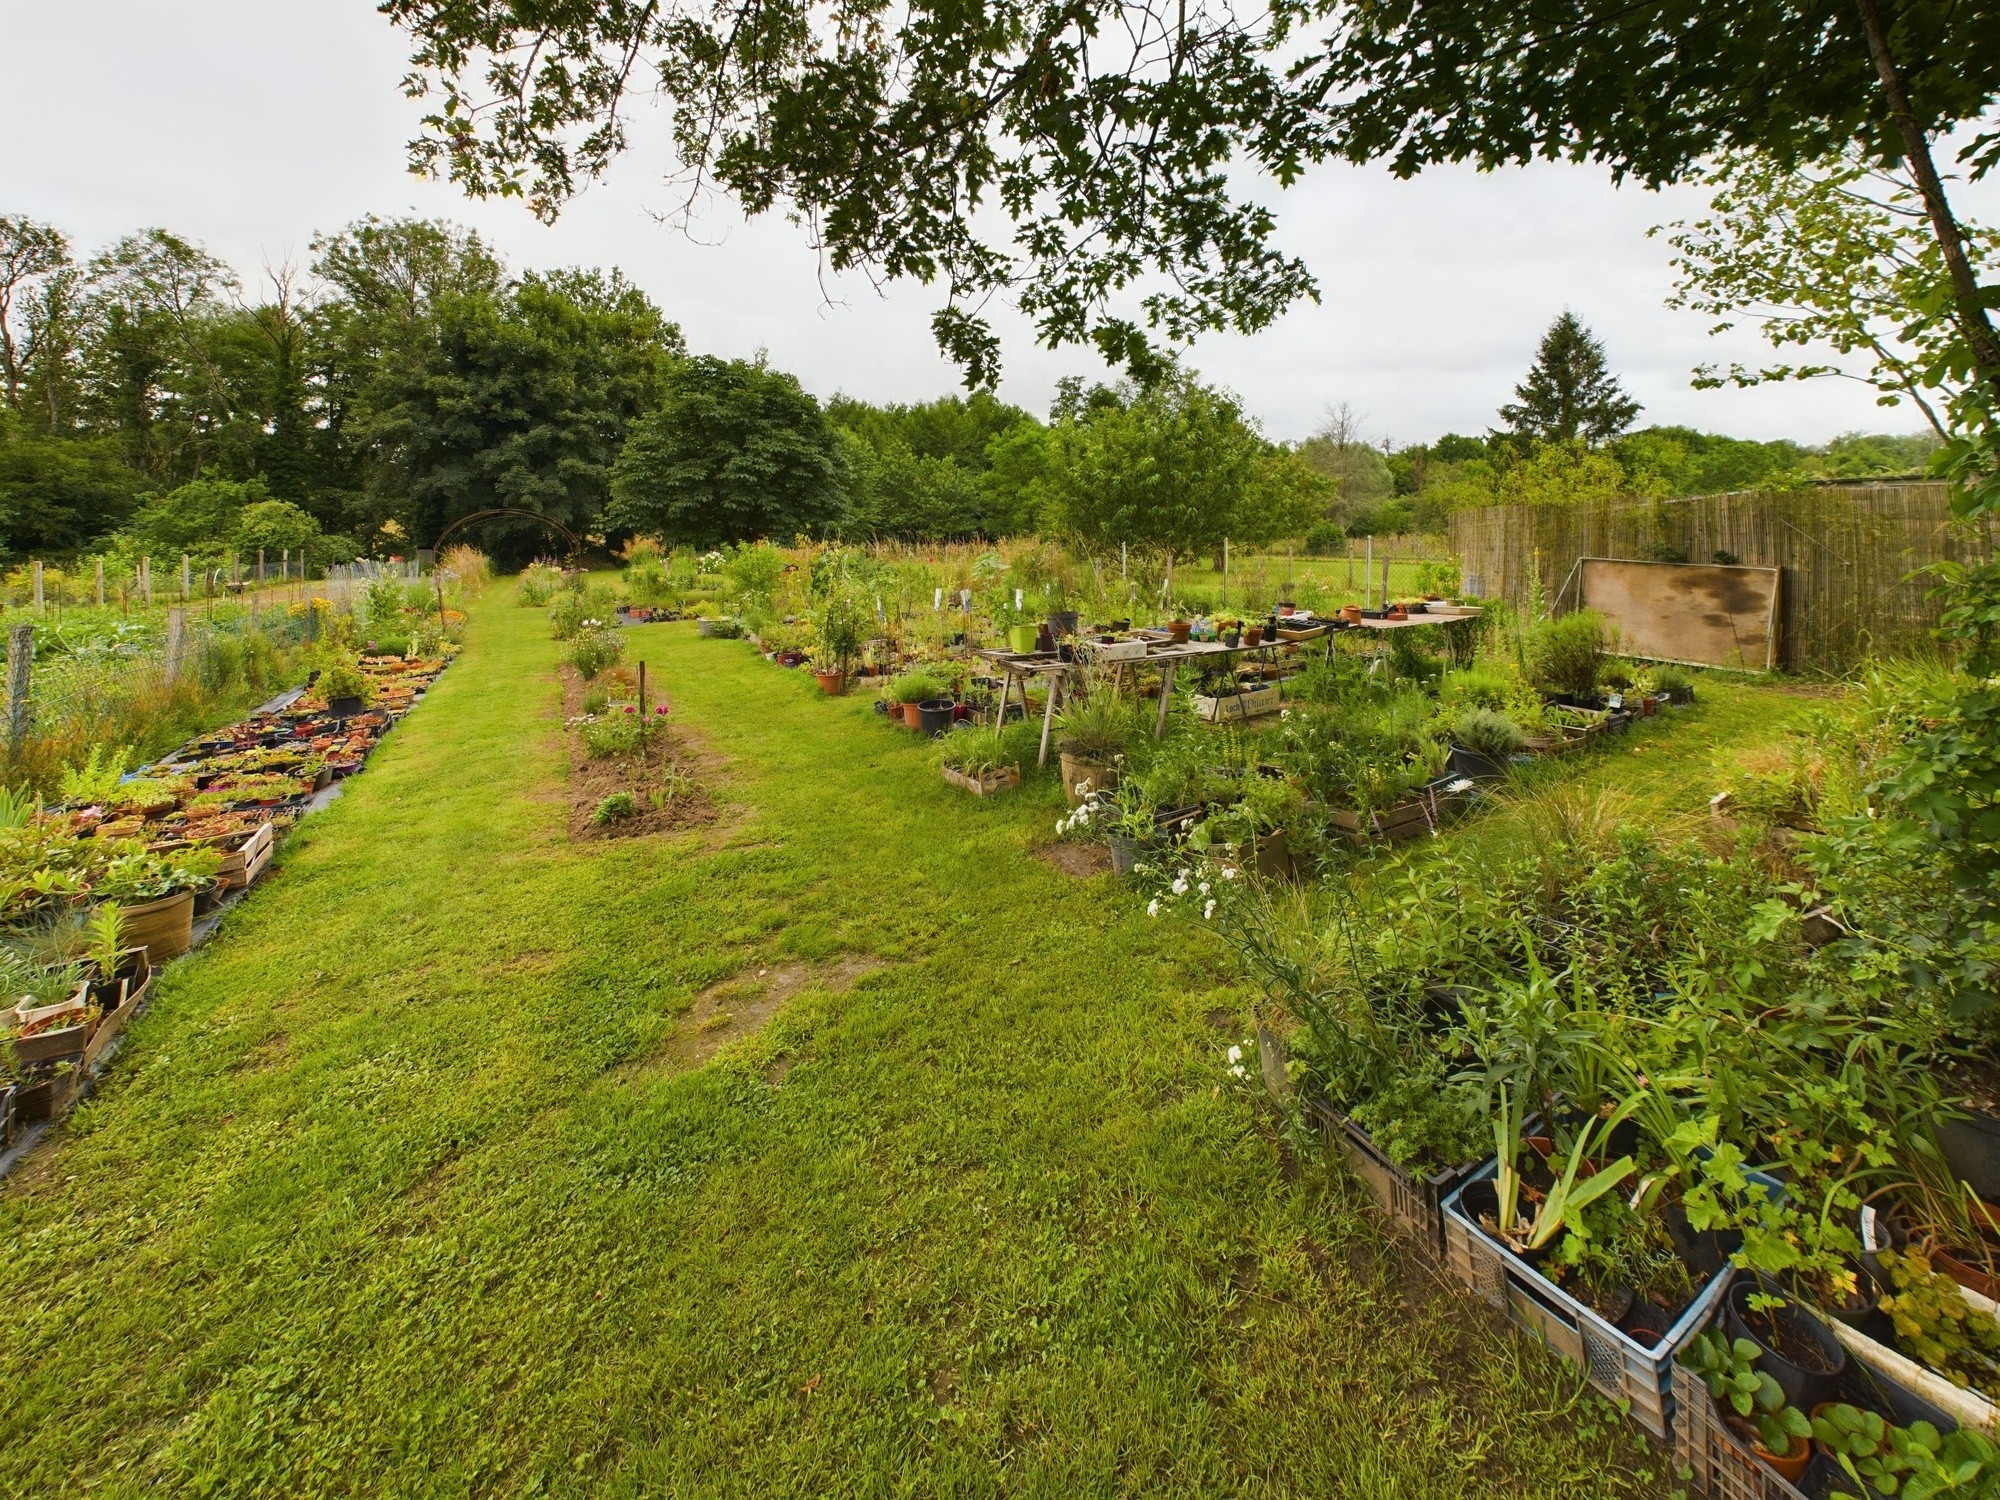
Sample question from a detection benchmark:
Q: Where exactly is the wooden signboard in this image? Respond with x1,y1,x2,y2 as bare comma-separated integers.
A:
1577,558,1779,671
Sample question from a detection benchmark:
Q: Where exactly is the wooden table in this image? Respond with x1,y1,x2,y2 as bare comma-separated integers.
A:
978,637,1304,761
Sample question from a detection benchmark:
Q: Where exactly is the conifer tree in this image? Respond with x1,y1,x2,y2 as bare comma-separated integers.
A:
1499,313,1642,446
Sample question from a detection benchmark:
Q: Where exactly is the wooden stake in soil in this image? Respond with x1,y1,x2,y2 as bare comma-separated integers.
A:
31,561,43,612
94,557,104,607
638,661,647,719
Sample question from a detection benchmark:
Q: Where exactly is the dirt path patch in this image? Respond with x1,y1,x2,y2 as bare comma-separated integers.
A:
1033,841,1113,878
635,954,888,1074
560,665,719,841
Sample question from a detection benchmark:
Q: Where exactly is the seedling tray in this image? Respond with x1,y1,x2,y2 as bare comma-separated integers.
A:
1442,1159,1738,1440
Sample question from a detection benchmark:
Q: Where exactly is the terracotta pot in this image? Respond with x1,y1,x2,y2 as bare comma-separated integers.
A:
1341,605,1363,624
118,888,196,963
1167,620,1191,644
900,701,925,729
1244,626,1264,646
815,670,846,696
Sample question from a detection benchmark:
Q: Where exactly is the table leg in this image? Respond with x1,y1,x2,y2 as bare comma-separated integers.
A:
1154,663,1176,739
992,671,1011,729
1038,672,1061,768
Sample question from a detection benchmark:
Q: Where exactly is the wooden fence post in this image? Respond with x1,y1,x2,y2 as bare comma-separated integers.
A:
165,607,187,684
94,557,104,607
4,624,32,756
181,554,191,600
1222,538,1230,606
141,556,152,605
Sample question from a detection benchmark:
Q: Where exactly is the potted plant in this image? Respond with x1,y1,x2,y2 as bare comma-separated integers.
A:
93,845,222,962
1679,1329,1816,1482
886,671,944,728
1653,665,1697,706
317,657,375,718
814,593,863,695
1054,692,1137,809
1449,708,1526,781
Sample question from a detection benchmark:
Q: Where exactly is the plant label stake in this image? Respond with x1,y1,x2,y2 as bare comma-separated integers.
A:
638,661,647,719
933,587,943,610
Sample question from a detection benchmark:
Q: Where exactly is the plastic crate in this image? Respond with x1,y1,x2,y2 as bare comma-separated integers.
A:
1670,1360,1810,1500
1307,1097,1472,1261
1441,1160,1739,1440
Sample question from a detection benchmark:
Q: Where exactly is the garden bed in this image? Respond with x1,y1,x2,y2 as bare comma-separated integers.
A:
559,666,717,841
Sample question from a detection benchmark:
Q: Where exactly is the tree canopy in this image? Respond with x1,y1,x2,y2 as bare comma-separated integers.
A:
607,356,845,549
383,0,2000,397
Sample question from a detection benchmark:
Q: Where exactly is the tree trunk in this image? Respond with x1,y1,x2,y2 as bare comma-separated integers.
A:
1854,0,2000,411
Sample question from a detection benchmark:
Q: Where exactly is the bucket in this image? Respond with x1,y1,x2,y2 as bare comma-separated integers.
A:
918,699,957,736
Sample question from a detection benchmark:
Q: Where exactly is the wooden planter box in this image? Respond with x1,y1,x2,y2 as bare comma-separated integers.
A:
942,764,1021,797
82,950,153,1071
10,985,93,1067
119,888,196,963
1329,782,1469,843
12,1069,74,1125
1194,684,1281,723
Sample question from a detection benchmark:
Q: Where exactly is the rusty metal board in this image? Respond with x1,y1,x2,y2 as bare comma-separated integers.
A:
1577,558,1779,671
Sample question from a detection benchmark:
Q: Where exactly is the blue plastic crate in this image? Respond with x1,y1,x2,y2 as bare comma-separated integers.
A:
1442,1157,1745,1440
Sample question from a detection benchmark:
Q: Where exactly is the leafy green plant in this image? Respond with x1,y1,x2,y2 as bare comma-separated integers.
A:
1678,1330,1812,1458
582,685,610,717
592,791,638,825
814,592,865,677
1527,609,1608,699
938,724,1018,777
1598,659,1637,692
1878,1248,2000,1398
59,745,133,807
92,846,222,904
0,784,37,828
87,905,125,985
1811,1403,1903,1495
580,707,656,758
1652,665,1695,700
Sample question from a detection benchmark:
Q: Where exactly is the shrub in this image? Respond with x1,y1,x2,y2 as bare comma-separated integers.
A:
1440,665,1516,712
1527,609,1607,699
1303,521,1346,556
317,658,374,706
517,565,563,607
1598,659,1636,691
1453,708,1527,758
592,791,638,825
582,685,609,716
814,593,865,676
1652,665,1695,700
549,590,588,640
567,627,624,681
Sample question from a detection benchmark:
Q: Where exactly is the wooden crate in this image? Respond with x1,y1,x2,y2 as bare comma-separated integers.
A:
941,764,1021,797
1194,685,1281,722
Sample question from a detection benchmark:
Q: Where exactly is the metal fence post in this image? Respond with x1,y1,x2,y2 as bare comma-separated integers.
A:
5,624,32,756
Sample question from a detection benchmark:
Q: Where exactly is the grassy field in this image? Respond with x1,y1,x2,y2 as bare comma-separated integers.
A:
0,594,1809,1497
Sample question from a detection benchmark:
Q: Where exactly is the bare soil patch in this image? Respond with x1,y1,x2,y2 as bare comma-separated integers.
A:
625,954,887,1078
1033,841,1113,878
560,665,719,841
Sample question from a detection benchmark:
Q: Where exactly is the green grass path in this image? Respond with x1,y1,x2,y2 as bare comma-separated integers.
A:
0,597,1665,1498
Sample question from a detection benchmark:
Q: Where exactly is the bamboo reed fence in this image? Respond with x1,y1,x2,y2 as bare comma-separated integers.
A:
1449,482,1984,673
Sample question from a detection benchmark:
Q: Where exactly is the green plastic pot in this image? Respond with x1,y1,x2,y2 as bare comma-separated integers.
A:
1007,624,1039,654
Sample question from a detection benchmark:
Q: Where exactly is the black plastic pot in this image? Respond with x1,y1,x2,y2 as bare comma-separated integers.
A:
1938,1108,2000,1203
329,695,365,717
1724,1278,1847,1412
1447,744,1509,781
917,699,957,737
1108,833,1153,876
1046,611,1080,637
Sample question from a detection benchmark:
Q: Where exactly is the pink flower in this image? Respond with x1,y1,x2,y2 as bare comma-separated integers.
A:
623,705,635,715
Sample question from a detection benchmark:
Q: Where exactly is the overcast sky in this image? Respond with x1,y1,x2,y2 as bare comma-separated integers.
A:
4,1,1989,446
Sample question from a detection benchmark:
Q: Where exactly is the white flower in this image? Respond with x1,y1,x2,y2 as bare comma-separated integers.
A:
1203,899,1216,920
1198,881,1210,895
1146,899,1160,918
1221,866,1238,881
1171,874,1189,895
1228,1063,1247,1079
1226,1044,1242,1064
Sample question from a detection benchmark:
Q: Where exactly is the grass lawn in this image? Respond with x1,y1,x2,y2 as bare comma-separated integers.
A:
0,594,1729,1498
